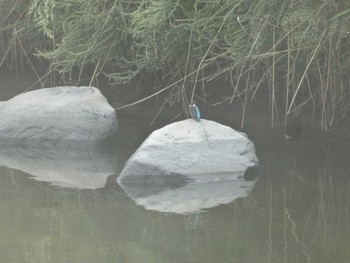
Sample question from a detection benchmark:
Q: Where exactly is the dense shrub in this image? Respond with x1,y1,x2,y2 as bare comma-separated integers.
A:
1,0,350,127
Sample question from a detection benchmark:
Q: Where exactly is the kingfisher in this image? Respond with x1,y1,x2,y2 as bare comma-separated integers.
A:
189,103,200,122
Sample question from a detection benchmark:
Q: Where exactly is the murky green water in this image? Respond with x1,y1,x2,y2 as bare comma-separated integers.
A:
0,72,349,262
0,118,349,263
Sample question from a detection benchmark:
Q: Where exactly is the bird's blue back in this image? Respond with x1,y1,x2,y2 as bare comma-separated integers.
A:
189,104,200,122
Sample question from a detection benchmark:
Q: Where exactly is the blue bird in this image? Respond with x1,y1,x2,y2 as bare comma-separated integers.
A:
189,103,200,122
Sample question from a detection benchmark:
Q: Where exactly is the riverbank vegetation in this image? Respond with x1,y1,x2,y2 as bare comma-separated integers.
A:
1,0,349,128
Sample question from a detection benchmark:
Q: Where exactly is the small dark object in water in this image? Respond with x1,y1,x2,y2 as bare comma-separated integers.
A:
189,103,200,122
286,116,302,139
243,165,259,181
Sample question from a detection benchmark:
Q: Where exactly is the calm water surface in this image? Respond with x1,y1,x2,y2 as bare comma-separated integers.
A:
0,75,349,262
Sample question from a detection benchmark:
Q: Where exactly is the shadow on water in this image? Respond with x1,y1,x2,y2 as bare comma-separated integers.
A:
0,73,349,262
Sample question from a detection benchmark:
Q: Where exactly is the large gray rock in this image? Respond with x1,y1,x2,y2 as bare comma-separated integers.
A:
117,119,258,183
0,86,117,146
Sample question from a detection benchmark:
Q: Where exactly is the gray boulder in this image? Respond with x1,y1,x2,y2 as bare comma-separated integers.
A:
117,119,258,183
0,86,117,146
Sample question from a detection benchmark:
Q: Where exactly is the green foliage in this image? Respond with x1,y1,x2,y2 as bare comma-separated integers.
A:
28,0,132,73
123,0,252,88
1,0,350,126
29,0,57,38
0,0,45,69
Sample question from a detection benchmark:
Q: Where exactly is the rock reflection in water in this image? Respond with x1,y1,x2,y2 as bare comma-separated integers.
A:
118,170,258,214
0,143,117,189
